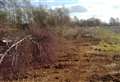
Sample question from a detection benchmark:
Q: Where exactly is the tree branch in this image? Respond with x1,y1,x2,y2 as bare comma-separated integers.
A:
0,35,31,64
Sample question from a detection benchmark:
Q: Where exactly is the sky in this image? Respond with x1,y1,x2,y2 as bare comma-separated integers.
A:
31,0,120,22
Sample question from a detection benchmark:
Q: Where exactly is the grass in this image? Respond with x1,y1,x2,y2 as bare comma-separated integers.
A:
96,27,120,43
97,41,120,53
95,27,120,53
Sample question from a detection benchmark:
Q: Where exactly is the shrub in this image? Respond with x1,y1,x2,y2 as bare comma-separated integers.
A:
30,26,57,67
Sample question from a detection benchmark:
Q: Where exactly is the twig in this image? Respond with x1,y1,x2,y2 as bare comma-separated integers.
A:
0,35,31,64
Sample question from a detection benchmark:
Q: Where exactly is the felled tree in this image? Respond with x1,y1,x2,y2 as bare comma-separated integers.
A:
0,24,57,80
0,36,33,80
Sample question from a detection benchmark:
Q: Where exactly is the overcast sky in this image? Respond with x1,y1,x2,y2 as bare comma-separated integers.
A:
32,0,120,22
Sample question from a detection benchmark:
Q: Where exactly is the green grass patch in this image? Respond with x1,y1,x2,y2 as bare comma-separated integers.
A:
97,41,120,53
95,27,120,43
95,27,120,53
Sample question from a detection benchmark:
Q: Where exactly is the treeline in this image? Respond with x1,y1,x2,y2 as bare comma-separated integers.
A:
0,0,71,29
0,0,119,29
73,17,120,27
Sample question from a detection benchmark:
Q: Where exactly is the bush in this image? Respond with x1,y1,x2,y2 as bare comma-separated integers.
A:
30,26,57,67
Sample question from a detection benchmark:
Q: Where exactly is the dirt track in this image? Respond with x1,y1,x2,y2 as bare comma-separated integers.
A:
28,37,99,82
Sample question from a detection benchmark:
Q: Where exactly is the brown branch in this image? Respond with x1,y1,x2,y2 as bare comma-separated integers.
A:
0,35,32,64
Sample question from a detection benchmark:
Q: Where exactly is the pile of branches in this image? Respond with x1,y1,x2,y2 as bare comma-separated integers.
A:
0,27,57,80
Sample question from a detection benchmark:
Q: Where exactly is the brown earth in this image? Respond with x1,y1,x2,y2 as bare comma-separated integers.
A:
1,35,120,82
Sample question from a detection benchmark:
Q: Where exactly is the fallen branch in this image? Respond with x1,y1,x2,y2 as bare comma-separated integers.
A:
0,35,32,64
